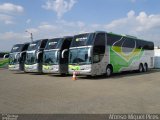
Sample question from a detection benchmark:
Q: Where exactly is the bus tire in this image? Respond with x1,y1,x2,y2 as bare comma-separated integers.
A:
106,65,112,77
143,63,148,72
138,63,143,73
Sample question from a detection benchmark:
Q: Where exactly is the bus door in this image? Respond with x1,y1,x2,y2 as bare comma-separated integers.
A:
92,33,106,75
60,38,72,73
38,39,48,71
20,43,29,70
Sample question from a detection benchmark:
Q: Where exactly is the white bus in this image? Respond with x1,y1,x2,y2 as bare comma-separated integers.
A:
42,37,72,75
7,43,29,71
68,31,154,76
24,39,48,73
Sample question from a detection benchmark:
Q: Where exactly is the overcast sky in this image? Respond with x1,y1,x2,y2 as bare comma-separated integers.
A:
0,0,160,51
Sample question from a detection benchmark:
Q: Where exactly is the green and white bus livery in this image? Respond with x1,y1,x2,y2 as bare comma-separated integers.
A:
68,31,154,76
8,43,29,71
42,37,72,74
24,39,48,73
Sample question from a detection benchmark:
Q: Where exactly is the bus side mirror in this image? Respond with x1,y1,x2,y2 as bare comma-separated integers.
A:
36,51,42,59
3,54,9,59
20,51,26,58
62,49,68,58
88,47,91,58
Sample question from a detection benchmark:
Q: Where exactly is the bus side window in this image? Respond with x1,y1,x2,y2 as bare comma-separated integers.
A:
93,33,105,63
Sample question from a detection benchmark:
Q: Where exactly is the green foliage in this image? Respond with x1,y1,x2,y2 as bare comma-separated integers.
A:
0,59,9,68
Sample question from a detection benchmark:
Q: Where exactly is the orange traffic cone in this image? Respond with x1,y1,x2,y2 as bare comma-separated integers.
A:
72,71,77,81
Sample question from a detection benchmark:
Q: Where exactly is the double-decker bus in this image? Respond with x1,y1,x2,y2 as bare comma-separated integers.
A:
7,43,29,71
42,37,73,75
24,39,48,73
69,31,154,76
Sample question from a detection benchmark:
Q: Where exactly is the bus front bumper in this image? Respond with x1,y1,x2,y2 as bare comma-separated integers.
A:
42,65,59,73
24,64,40,73
68,65,92,75
8,64,20,71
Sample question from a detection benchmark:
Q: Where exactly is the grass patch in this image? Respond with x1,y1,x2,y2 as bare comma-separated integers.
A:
0,59,9,68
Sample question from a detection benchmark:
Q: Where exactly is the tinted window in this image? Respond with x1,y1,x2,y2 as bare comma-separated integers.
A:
137,40,154,50
28,41,40,51
94,33,106,46
71,33,94,47
107,33,154,50
107,33,135,48
122,38,136,48
107,34,122,46
93,33,106,63
61,38,72,50
45,38,62,50
11,44,23,53
22,44,29,51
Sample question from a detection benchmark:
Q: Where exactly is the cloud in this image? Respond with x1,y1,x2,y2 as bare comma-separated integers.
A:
0,31,25,40
0,31,31,52
0,3,24,25
25,11,160,46
105,10,160,45
0,14,14,24
0,3,24,14
42,0,76,19
1,10,160,51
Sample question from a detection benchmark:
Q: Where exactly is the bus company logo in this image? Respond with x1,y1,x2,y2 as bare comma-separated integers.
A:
13,47,19,50
30,44,36,47
76,37,87,42
49,42,57,46
2,114,18,120
43,65,52,70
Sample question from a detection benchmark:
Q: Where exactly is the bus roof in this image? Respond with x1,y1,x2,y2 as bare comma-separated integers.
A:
107,32,153,44
31,39,48,43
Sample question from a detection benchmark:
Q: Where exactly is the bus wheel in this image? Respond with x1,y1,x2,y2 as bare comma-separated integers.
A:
138,64,143,73
106,66,112,77
143,63,148,72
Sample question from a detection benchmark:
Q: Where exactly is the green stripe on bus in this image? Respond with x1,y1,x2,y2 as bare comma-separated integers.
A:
110,46,144,73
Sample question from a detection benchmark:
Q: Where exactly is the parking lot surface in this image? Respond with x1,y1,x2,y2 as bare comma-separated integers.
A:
0,69,160,113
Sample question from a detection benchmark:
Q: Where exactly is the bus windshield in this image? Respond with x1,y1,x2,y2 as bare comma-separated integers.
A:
11,44,23,53
45,38,62,50
25,52,36,64
69,47,91,65
9,53,20,65
69,33,94,65
27,41,40,51
43,50,59,65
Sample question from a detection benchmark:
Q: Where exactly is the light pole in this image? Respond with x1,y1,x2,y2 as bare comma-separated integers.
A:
25,30,33,42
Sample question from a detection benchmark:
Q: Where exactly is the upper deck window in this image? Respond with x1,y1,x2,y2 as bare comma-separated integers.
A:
27,41,40,51
71,33,94,47
11,44,23,53
45,38,62,50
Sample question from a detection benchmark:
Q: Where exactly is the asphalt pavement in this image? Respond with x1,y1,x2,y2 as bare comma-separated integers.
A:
0,69,160,113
